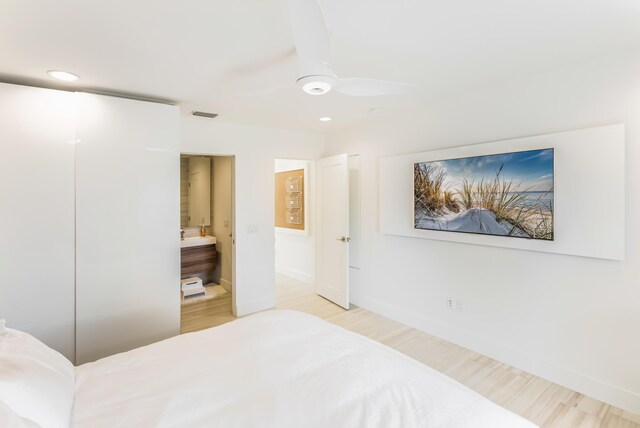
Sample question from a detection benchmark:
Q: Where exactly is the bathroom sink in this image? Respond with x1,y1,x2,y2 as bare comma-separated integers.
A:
180,236,216,248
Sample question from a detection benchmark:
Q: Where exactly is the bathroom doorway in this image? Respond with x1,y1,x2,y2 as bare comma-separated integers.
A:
179,154,235,333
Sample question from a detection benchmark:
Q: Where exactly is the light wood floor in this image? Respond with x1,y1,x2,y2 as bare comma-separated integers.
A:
180,291,234,334
181,274,640,428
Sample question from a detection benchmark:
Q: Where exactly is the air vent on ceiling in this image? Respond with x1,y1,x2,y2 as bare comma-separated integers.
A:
191,111,218,119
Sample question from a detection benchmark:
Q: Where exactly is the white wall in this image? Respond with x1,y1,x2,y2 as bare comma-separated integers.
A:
213,156,233,290
181,118,325,316
324,48,640,413
274,159,315,284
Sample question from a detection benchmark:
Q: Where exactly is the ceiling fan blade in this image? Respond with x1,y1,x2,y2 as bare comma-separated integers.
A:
234,83,294,98
223,47,297,79
287,0,333,77
334,77,416,97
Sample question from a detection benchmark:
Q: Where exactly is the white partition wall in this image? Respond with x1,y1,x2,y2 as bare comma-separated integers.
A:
0,83,77,360
75,93,180,364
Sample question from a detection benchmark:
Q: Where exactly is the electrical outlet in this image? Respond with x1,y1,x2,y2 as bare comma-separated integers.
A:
247,224,259,234
446,297,454,310
456,300,464,313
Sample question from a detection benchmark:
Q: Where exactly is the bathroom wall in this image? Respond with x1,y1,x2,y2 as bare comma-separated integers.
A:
180,157,189,226
213,156,233,290
209,158,215,237
180,156,215,236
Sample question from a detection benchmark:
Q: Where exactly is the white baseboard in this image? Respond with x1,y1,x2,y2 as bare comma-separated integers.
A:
351,292,640,415
234,295,275,317
275,265,314,285
220,278,232,293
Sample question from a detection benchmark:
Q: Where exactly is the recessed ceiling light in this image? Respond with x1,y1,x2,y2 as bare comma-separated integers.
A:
369,107,383,113
319,117,332,122
47,70,80,82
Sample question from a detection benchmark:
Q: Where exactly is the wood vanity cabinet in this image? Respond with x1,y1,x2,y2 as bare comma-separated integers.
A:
181,244,217,283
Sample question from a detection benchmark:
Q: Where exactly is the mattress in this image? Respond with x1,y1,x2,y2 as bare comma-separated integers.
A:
73,310,537,427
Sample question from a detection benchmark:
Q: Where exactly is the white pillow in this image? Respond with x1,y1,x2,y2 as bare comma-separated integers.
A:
0,401,40,428
0,327,74,428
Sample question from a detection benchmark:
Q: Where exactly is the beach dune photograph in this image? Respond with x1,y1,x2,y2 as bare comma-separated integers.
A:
414,148,554,240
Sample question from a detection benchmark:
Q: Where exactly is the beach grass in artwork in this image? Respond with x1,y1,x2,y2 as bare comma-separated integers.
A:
414,148,554,240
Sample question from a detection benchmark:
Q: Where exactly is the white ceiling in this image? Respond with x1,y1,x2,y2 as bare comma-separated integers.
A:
1,0,639,132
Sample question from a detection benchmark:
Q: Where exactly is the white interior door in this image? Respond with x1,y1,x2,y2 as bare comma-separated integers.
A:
315,154,349,309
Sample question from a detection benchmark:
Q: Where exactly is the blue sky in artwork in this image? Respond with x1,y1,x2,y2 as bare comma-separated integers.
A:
428,148,554,192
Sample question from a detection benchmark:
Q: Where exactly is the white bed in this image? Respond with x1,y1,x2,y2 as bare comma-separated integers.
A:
1,310,536,427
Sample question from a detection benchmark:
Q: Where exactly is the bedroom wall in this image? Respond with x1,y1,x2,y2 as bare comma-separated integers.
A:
323,48,640,413
180,118,325,316
274,159,315,284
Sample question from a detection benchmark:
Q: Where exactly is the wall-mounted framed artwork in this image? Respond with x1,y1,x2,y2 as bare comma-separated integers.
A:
379,124,625,260
414,148,554,240
275,168,306,232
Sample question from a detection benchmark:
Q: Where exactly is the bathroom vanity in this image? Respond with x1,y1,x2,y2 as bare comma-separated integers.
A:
181,236,217,284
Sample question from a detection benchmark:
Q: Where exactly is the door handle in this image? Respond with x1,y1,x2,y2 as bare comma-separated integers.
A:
336,236,351,242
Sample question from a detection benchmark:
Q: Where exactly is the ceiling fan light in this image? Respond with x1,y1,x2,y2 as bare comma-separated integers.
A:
303,81,331,95
297,75,336,96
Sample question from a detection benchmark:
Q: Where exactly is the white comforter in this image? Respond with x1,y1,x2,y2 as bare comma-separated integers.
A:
73,310,536,427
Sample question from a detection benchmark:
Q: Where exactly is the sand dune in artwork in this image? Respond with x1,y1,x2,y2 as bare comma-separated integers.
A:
414,158,554,240
415,208,529,237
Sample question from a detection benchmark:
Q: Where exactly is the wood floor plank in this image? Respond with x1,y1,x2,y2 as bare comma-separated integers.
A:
543,403,602,428
180,273,640,427
602,413,640,428
180,293,234,334
610,408,640,424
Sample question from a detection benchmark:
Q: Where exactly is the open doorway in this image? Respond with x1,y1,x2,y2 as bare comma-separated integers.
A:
180,154,235,333
273,156,361,309
274,159,313,283
274,158,315,307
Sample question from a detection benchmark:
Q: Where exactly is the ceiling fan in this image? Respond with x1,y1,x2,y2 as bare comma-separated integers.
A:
239,0,415,97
